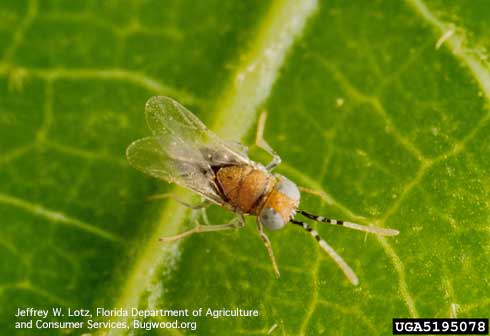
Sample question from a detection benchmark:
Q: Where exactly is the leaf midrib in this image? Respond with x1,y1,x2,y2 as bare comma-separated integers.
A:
104,1,319,335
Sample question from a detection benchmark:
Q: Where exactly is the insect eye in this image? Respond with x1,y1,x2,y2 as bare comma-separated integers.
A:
275,175,300,202
259,207,285,231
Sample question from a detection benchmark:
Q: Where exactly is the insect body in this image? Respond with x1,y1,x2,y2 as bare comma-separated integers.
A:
216,165,299,230
127,96,399,285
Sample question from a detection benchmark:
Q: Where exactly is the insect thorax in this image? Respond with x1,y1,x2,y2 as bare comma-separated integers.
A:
260,175,300,228
215,165,274,215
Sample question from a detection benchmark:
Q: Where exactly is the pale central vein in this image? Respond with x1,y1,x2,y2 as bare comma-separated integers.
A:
105,1,318,335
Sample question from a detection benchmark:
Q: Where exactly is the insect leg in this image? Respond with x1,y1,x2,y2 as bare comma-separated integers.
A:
255,110,281,171
200,207,210,225
147,193,211,210
256,218,281,278
236,213,246,228
159,216,243,243
290,219,359,285
298,210,399,236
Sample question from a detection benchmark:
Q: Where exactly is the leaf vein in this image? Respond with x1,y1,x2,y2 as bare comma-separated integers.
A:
0,65,203,107
314,57,428,162
0,192,122,242
1,0,38,63
45,139,127,166
104,1,320,334
407,0,490,104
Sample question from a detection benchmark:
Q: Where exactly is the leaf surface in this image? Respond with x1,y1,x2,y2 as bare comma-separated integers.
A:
1,0,489,335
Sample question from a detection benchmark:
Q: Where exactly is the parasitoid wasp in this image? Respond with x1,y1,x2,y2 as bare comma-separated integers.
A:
127,96,399,285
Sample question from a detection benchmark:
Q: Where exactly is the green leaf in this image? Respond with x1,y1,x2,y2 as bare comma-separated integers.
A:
1,0,489,335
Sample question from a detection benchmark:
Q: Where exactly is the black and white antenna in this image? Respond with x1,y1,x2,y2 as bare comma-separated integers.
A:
298,210,399,236
290,219,359,285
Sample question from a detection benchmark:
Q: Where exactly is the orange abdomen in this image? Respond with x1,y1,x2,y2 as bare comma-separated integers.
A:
216,165,274,214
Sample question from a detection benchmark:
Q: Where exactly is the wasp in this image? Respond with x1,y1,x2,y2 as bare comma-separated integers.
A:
127,96,399,285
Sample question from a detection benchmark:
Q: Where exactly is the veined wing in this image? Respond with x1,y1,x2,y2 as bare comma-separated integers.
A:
126,135,225,206
144,96,251,166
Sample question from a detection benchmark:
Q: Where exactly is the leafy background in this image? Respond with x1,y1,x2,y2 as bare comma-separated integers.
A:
0,0,489,335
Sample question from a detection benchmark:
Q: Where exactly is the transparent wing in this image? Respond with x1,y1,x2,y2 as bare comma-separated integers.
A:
144,96,251,166
126,136,225,206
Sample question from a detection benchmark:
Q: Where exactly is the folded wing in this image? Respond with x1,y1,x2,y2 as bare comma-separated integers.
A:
127,96,253,205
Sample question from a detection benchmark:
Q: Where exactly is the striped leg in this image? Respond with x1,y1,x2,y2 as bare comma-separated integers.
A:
290,219,359,285
298,210,399,236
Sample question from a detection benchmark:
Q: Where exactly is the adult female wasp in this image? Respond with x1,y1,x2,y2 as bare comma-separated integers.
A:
127,96,398,285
